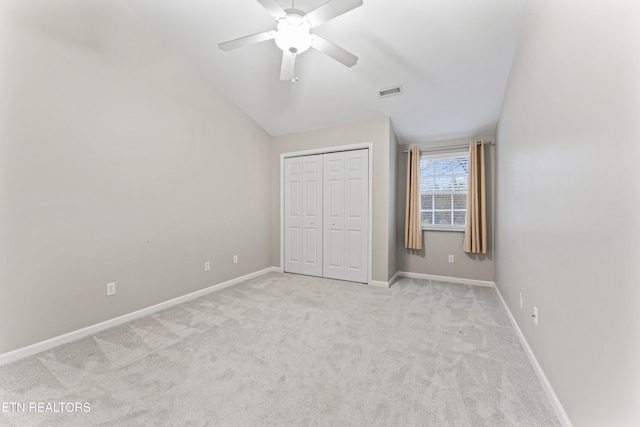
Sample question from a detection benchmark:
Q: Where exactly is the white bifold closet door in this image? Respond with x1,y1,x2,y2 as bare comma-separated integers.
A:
284,155,323,277
284,149,368,283
322,150,368,282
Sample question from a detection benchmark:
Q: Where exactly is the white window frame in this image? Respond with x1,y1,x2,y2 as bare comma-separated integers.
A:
419,150,469,232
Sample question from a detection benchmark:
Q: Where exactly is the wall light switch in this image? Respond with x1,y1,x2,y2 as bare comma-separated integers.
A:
106,282,116,296
233,255,238,264
204,261,211,272
520,292,523,308
448,255,454,263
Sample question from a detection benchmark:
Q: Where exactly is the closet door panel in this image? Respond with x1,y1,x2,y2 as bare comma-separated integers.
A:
323,152,345,280
284,158,303,273
284,155,322,276
301,155,323,276
344,150,368,283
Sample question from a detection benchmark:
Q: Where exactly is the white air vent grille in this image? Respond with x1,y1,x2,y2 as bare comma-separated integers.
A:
378,85,403,98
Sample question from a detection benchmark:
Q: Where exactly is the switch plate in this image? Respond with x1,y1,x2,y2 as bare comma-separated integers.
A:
204,261,210,272
448,255,454,263
533,306,539,325
233,255,238,264
106,282,116,296
520,292,523,308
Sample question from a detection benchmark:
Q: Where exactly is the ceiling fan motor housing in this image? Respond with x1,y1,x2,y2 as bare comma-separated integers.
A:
274,12,314,54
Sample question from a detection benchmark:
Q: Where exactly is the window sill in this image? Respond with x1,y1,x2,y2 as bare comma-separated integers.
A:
422,227,465,233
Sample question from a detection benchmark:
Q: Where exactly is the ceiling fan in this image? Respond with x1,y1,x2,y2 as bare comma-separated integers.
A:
218,0,363,82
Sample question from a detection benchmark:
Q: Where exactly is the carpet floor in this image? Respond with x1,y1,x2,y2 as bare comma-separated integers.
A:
0,272,560,426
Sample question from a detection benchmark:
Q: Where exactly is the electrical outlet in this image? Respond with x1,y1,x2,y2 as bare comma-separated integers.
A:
233,255,238,264
533,306,539,325
448,255,454,263
520,292,523,308
204,261,210,272
106,282,116,296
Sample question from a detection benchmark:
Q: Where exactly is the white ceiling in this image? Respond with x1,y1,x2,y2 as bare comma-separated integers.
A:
122,0,526,144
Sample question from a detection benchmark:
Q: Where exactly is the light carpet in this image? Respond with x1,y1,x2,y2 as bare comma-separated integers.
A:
0,272,560,426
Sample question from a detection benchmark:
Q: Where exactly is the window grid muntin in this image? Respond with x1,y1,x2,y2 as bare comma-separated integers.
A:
419,152,469,229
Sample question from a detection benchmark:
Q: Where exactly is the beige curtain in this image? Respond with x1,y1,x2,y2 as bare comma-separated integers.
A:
463,140,487,253
404,147,423,250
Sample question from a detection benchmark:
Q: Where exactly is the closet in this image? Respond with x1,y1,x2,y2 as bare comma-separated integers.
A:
284,149,369,283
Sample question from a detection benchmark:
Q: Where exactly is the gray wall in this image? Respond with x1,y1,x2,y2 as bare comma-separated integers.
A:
0,0,272,354
269,117,393,283
397,138,495,282
495,0,640,425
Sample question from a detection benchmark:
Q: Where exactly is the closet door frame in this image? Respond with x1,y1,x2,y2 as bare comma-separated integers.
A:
280,142,373,285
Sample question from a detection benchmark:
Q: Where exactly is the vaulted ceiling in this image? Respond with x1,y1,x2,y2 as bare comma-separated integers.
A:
122,0,526,144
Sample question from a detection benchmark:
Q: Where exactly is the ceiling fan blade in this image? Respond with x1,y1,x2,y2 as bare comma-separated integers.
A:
280,51,296,81
311,37,358,67
257,0,287,20
305,0,363,27
218,31,275,51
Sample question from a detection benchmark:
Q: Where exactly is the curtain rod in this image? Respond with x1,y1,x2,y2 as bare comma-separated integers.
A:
402,140,494,154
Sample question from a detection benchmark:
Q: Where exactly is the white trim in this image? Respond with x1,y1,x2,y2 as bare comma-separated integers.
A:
280,142,374,284
494,285,573,427
388,271,399,287
368,280,391,288
398,271,495,288
389,271,399,286
280,143,372,159
421,227,465,233
367,145,373,290
280,155,285,278
420,150,469,161
0,267,278,367
368,272,399,289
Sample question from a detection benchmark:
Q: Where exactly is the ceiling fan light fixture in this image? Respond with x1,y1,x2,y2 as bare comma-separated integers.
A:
274,14,313,54
218,0,363,80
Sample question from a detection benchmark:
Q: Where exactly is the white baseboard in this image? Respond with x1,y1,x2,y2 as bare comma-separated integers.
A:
493,285,573,427
388,271,399,287
368,280,390,288
368,271,400,289
398,271,495,288
0,267,278,367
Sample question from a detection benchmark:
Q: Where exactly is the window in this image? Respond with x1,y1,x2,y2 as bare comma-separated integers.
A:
419,151,469,230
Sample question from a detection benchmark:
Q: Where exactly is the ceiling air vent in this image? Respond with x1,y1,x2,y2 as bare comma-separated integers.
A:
378,85,403,99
